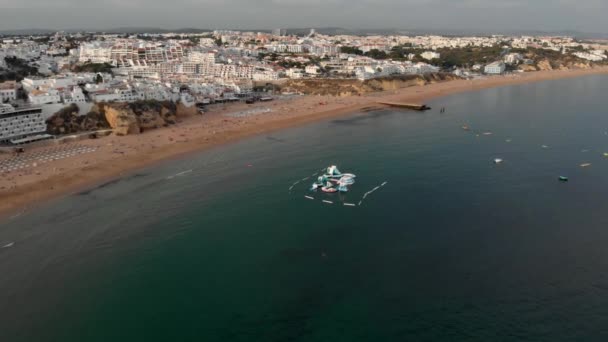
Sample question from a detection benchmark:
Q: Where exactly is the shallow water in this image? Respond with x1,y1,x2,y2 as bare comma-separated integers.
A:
2,75,608,341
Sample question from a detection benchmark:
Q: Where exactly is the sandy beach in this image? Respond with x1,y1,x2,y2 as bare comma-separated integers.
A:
2,67,608,218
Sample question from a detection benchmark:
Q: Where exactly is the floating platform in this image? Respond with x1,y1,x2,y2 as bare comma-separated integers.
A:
377,102,431,111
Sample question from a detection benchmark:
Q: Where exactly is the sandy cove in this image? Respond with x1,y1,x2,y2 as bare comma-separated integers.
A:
2,67,608,218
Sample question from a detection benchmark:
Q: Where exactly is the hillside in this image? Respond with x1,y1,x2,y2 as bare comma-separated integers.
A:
278,73,461,96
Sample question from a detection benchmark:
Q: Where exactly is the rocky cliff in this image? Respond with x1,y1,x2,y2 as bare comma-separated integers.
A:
280,73,460,96
46,104,111,135
103,101,179,136
46,100,195,136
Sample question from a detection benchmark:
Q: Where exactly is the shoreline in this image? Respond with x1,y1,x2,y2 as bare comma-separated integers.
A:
2,67,608,219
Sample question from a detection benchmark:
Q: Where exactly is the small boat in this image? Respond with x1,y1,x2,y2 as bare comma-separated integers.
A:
542,145,549,149
494,158,503,164
604,153,608,157
559,176,569,182
483,132,493,136
580,163,592,168
462,125,470,131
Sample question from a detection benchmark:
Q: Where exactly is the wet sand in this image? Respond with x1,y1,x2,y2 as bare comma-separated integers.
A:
2,67,608,218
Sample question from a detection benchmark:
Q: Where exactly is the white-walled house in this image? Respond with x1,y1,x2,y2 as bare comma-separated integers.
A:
28,89,61,105
0,81,18,102
420,51,441,60
62,87,87,104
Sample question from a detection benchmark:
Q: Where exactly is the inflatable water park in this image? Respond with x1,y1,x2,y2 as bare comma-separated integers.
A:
288,165,388,207
310,165,356,193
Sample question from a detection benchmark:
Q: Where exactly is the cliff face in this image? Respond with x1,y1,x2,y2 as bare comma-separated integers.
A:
46,104,111,135
519,59,593,72
281,73,460,96
103,101,179,136
46,100,198,136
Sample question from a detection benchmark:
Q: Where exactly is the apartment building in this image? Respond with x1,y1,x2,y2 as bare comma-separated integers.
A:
0,104,47,143
484,61,506,74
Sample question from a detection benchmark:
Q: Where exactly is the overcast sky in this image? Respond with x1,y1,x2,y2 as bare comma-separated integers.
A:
1,0,607,33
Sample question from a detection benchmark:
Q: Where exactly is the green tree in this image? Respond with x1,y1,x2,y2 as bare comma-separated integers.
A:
340,46,363,55
365,49,388,60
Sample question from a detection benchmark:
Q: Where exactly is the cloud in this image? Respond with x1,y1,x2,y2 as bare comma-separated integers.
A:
0,0,606,33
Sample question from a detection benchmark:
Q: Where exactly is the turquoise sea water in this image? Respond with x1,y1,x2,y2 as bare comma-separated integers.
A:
2,75,608,341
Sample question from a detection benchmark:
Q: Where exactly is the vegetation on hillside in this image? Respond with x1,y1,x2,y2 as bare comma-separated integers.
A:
0,57,39,82
46,103,111,135
339,46,363,55
73,62,114,74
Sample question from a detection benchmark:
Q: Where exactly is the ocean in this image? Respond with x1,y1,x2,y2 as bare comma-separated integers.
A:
2,75,608,341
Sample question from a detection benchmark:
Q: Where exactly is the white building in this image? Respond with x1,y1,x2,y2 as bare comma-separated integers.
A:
404,63,439,74
62,87,87,104
28,89,61,105
573,51,607,62
484,61,506,74
286,68,304,79
78,42,113,63
0,105,48,143
420,51,441,60
252,70,279,81
0,81,18,103
89,88,143,103
504,53,523,65
305,65,320,75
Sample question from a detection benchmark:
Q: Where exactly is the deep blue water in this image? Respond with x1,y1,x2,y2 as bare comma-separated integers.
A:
2,75,608,341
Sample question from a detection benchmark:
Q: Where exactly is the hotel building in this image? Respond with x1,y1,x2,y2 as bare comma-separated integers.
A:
0,104,49,144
